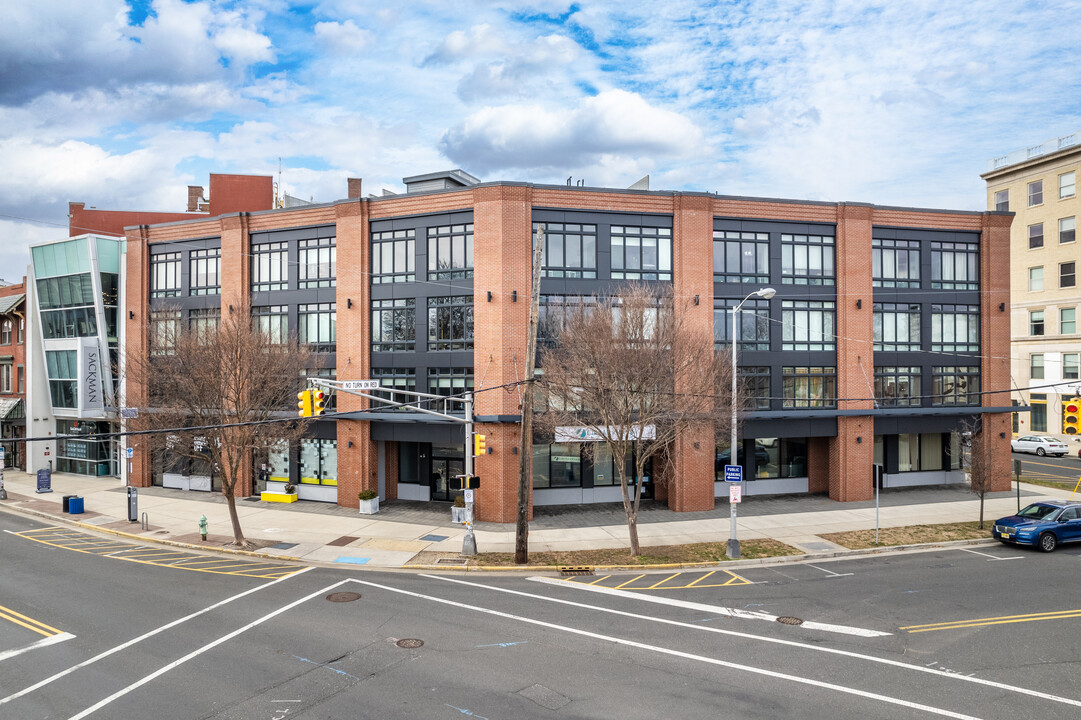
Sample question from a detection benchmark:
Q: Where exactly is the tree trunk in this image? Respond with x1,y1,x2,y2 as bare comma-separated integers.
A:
627,507,640,556
979,494,985,530
221,476,250,548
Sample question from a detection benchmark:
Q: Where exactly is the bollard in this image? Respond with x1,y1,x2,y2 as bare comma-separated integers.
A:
198,515,208,541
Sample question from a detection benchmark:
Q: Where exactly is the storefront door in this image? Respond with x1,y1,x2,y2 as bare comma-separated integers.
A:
430,455,464,502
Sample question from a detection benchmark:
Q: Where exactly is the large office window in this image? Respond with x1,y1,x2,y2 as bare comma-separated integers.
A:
1029,223,1044,249
1060,171,1076,199
150,309,180,355
1061,217,1076,244
1028,180,1043,206
428,367,473,398
713,231,769,284
741,366,771,410
253,305,288,344
37,273,98,340
298,237,336,288
150,252,181,298
299,303,336,351
1030,310,1045,336
536,222,598,278
994,189,1009,211
1030,393,1047,432
930,241,979,290
781,300,835,351
532,443,583,489
781,367,836,408
931,304,979,352
873,303,921,351
189,248,220,296
714,298,770,351
1061,307,1077,334
610,225,672,281
1064,353,1079,380
251,242,288,292
874,366,922,407
781,233,835,285
46,350,77,408
371,299,415,351
1030,353,1045,380
872,238,920,288
896,433,948,472
428,296,473,350
539,295,594,343
188,307,220,338
931,366,980,406
372,230,416,283
1061,262,1076,289
427,225,472,280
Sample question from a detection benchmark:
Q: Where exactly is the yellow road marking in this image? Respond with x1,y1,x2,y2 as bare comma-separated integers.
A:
685,570,716,587
723,570,751,586
585,575,611,585
0,605,62,637
647,572,682,589
615,574,646,589
902,608,1081,633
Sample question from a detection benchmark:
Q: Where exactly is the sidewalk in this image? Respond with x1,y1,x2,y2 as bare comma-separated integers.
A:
0,471,1073,568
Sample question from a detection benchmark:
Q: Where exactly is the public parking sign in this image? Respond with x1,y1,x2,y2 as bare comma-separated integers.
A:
724,464,742,483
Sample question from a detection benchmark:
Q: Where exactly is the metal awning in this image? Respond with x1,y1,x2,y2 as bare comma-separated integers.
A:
0,397,24,420
0,294,24,315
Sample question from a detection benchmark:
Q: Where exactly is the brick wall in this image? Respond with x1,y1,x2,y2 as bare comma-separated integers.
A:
980,212,1015,492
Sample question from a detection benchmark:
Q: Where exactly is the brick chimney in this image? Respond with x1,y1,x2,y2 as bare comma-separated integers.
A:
187,185,208,212
347,178,363,199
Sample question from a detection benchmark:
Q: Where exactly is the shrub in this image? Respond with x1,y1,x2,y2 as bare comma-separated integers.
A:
358,489,378,501
453,495,466,508
283,483,296,494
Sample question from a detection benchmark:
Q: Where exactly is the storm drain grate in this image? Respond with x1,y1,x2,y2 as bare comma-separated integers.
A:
435,557,468,565
326,592,362,603
776,616,804,626
558,566,594,576
396,638,424,649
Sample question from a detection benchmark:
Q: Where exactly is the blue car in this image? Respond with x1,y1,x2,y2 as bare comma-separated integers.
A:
992,500,1081,552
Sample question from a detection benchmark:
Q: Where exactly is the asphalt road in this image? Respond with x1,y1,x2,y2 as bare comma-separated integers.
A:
1011,449,1081,485
3,509,1081,720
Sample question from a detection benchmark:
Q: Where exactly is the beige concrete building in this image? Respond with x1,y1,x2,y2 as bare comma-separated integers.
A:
983,130,1081,437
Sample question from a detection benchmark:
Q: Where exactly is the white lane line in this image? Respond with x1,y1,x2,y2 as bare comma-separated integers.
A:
66,574,341,720
423,574,1081,711
0,632,76,663
806,564,854,578
0,567,314,707
354,577,977,719
528,575,887,637
958,548,1023,561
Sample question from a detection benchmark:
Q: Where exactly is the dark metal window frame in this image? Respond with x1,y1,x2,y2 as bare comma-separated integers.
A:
781,366,837,409
873,303,921,352
189,248,221,296
373,229,416,284
610,225,672,281
427,224,472,280
372,298,416,352
931,366,981,406
715,297,771,351
780,233,835,286
713,231,769,284
931,304,980,352
251,241,288,292
872,237,920,288
427,296,474,351
929,241,979,290
150,252,182,298
781,300,836,352
874,366,922,407
298,237,336,289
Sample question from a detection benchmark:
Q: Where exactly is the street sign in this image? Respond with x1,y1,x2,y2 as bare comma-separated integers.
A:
342,380,380,390
724,464,742,483
464,489,474,503
125,447,134,459
729,483,742,504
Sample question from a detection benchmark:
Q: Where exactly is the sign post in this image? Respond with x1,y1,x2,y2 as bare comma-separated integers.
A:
0,446,6,500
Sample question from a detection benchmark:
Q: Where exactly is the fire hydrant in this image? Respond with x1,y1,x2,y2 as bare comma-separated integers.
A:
198,515,208,541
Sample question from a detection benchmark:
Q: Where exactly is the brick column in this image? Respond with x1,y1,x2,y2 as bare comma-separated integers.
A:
829,204,875,501
124,225,152,488
472,185,533,523
668,194,715,511
219,213,254,495
980,212,1014,492
336,199,374,507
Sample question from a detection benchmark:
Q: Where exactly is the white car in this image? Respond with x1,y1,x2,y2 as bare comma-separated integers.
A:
1011,435,1069,457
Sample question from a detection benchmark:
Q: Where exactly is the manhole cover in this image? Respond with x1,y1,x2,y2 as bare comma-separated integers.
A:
776,616,804,626
396,638,424,649
326,592,362,603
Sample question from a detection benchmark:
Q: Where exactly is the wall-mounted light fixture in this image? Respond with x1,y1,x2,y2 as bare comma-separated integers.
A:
1000,302,1006,312
487,291,492,302
1000,432,1006,438
512,446,518,455
856,298,862,309
347,298,353,309
512,290,518,302
694,295,699,305
129,310,135,320
347,440,354,448
228,305,234,314
856,436,863,443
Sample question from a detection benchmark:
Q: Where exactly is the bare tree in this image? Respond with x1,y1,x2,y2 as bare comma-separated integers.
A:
128,301,313,548
537,283,736,556
960,417,992,529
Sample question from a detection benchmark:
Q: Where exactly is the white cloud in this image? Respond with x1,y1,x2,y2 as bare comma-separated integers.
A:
441,89,703,173
314,19,373,55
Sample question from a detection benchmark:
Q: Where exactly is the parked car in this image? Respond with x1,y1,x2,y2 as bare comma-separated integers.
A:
992,500,1081,552
1010,435,1069,457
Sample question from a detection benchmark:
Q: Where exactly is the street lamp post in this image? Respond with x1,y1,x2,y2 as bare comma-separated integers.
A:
728,286,776,560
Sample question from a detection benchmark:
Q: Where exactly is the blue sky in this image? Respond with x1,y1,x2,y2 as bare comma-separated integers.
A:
1,0,1080,278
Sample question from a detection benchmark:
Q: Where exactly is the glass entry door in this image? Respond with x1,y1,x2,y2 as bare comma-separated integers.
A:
430,453,464,502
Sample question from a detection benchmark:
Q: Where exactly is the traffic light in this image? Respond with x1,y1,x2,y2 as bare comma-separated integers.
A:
297,389,312,417
312,389,326,416
473,433,486,456
1064,398,1080,434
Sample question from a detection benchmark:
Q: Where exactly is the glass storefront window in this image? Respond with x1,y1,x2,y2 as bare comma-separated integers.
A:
898,434,918,472
299,438,337,485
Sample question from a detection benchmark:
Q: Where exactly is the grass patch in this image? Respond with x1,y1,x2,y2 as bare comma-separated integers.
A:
465,539,800,567
1019,477,1081,492
820,521,990,550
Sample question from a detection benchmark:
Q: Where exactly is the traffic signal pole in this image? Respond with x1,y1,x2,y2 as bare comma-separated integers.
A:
461,392,477,556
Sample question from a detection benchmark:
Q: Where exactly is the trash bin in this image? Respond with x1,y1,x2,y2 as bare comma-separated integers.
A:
68,496,84,514
63,494,76,513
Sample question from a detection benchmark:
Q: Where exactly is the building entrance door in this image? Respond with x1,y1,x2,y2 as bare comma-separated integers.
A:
430,456,464,502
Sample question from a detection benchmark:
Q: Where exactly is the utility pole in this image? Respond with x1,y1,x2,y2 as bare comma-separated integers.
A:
515,224,544,564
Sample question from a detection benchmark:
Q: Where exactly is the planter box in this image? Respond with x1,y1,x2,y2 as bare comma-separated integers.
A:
261,491,298,503
359,497,379,514
451,506,469,524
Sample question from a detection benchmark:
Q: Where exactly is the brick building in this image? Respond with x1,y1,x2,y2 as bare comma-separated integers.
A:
0,279,27,470
122,171,1015,522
